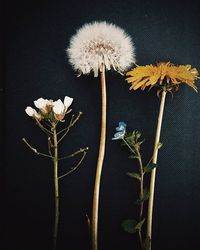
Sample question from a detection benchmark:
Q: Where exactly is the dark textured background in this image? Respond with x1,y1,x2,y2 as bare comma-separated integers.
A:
3,0,200,249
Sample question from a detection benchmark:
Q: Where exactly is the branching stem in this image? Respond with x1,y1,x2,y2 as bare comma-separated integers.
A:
58,150,88,180
22,138,53,159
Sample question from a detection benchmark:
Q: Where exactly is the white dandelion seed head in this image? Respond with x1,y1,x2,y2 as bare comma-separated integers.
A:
67,21,136,77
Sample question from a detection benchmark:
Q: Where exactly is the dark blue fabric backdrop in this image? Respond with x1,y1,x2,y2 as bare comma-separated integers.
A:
4,0,200,250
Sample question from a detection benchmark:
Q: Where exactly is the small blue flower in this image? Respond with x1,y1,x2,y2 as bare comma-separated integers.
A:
112,121,127,140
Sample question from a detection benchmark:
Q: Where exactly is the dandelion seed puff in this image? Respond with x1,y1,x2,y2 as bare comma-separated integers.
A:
67,21,136,77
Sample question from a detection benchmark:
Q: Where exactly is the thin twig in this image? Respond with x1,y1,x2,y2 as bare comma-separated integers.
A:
48,137,53,157
58,147,89,161
57,112,82,144
122,137,145,249
58,150,88,180
22,138,53,159
122,138,136,155
35,118,53,136
57,114,74,135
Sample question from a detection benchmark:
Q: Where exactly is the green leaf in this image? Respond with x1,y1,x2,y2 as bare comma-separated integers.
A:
144,163,157,173
134,218,145,231
127,172,141,181
157,142,163,149
122,219,137,234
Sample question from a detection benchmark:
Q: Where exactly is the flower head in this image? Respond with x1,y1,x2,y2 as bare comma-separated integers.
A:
126,62,199,93
25,96,73,122
67,21,135,77
112,121,127,140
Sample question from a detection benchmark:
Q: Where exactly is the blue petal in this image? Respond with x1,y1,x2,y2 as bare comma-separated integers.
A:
116,125,125,131
112,131,125,140
119,121,127,127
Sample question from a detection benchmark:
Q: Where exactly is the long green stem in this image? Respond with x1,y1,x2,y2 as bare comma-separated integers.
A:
122,138,144,248
136,149,144,249
146,90,167,250
92,64,107,250
53,126,59,250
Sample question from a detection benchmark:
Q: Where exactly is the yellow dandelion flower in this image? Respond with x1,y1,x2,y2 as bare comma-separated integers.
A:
126,62,199,92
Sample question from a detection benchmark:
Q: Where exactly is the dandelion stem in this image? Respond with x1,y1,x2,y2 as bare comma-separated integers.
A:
53,126,59,250
92,64,107,250
146,90,167,250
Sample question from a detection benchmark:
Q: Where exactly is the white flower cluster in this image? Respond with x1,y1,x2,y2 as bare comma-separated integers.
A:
67,21,136,77
25,96,73,121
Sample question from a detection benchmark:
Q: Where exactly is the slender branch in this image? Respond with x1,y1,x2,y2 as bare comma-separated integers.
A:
135,148,144,249
122,136,145,249
147,90,167,250
122,138,136,155
48,137,53,158
58,147,89,161
35,118,53,136
22,138,53,159
57,114,74,135
58,150,87,180
92,64,107,250
57,112,82,144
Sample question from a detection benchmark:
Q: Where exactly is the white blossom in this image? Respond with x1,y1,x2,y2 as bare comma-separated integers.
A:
34,98,49,111
53,99,65,115
64,96,73,110
67,21,136,77
25,106,40,118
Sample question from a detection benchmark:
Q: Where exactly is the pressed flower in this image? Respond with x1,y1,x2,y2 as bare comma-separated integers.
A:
125,62,199,250
53,99,65,114
64,96,73,110
34,98,49,110
67,21,135,250
23,96,87,250
67,21,135,77
112,121,127,140
126,62,199,93
25,96,73,122
25,106,41,119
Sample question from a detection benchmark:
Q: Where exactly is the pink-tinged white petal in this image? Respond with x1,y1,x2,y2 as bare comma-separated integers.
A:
53,99,65,115
25,106,41,119
34,98,49,110
64,96,73,110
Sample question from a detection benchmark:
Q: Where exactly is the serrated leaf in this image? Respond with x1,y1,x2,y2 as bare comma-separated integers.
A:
144,163,157,173
127,172,141,181
134,218,145,231
122,219,137,234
